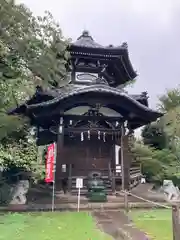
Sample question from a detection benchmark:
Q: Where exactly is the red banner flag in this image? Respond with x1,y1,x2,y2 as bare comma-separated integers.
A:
45,143,55,183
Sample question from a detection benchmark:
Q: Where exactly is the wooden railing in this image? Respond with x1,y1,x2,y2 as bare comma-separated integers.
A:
70,168,110,178
69,166,141,178
67,165,141,192
130,167,141,176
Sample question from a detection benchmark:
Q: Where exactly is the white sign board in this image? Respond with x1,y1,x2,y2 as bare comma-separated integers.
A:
141,177,146,184
115,145,121,165
75,72,98,82
76,178,83,212
76,178,83,189
116,165,121,173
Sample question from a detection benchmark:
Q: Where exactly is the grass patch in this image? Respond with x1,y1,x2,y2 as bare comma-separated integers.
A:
0,212,112,240
131,209,172,240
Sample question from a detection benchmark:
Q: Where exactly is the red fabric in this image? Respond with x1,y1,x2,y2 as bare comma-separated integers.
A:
45,143,55,183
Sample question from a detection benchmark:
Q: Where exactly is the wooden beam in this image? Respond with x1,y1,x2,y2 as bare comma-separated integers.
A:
65,127,121,132
62,114,124,121
64,127,122,134
33,114,125,124
33,117,147,131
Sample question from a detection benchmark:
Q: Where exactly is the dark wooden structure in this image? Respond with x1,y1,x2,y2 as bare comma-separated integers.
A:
9,31,163,194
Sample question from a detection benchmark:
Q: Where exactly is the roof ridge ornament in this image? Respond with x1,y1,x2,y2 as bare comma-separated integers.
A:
73,30,102,48
121,42,128,48
77,30,94,41
82,30,90,37
141,91,148,98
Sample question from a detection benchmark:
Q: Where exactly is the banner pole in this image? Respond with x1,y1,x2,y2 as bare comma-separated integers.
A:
52,142,56,212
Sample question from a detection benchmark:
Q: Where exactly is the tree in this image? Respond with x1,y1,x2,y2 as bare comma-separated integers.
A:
138,86,180,185
132,142,178,184
158,87,180,162
0,0,69,141
0,0,69,88
132,142,164,182
141,121,167,150
158,87,180,112
0,1,69,179
162,106,180,162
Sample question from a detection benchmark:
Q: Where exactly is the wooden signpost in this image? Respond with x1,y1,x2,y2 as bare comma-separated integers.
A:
76,178,83,212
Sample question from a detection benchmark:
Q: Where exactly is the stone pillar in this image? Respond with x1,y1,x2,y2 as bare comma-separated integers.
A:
37,145,44,164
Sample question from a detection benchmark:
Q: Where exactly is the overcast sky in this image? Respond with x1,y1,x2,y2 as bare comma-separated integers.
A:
17,0,180,109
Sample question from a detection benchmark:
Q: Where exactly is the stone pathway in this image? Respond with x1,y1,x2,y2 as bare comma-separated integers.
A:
93,211,124,240
93,210,149,240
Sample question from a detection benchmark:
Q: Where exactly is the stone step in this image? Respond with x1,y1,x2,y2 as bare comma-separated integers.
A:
71,186,112,191
71,178,111,183
71,182,112,187
71,189,88,195
71,183,112,187
71,188,113,195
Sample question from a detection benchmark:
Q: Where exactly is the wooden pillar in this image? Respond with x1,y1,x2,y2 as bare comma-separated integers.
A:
108,156,111,175
58,117,64,149
120,125,132,191
68,164,72,193
111,145,116,170
111,170,116,193
120,125,125,191
55,116,64,185
172,204,180,240
122,134,131,190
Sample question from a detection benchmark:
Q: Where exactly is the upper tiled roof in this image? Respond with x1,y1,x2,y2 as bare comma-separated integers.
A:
72,30,103,48
72,30,129,51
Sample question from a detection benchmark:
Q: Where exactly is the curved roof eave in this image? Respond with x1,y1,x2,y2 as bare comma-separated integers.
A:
69,44,127,56
121,51,137,80
69,45,137,81
23,84,162,121
7,89,146,116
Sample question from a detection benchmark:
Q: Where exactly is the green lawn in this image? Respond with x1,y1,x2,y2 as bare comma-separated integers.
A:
131,209,172,240
0,212,111,240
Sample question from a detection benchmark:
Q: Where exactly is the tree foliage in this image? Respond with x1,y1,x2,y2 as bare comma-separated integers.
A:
0,139,44,179
158,87,180,112
0,0,69,88
142,121,167,150
162,107,180,162
135,86,180,185
132,142,178,184
0,0,69,179
0,0,69,138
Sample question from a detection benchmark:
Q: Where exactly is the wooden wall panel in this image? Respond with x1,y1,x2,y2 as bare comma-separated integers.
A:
56,135,113,178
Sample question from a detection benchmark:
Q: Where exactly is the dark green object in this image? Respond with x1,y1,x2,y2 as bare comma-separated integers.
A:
87,172,107,202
